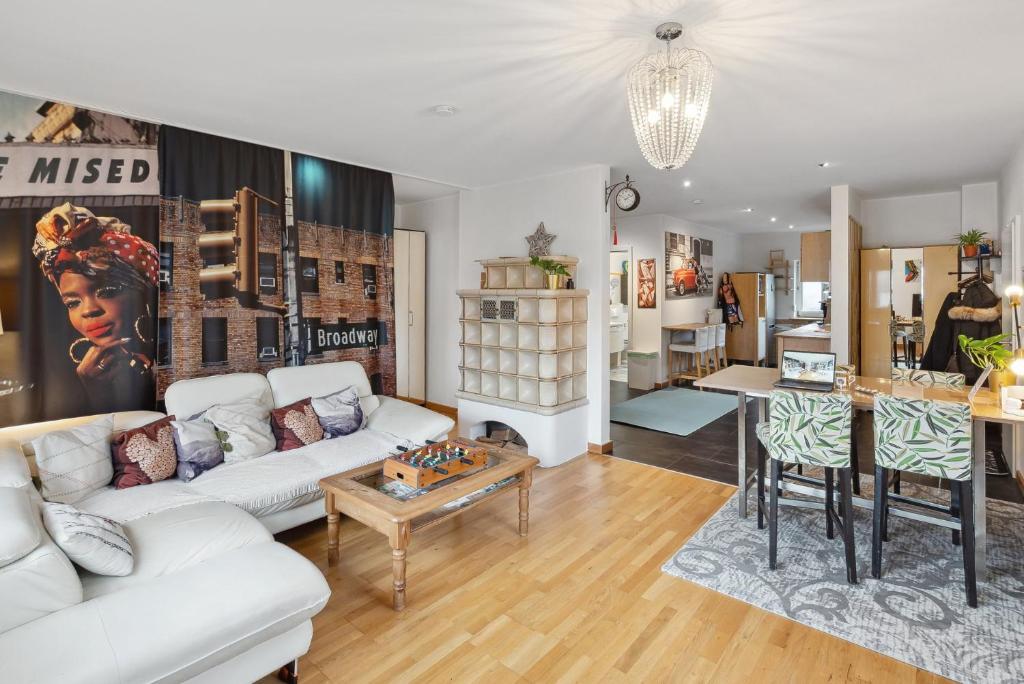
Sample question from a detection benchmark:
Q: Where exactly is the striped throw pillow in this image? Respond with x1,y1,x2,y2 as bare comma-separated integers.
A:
41,502,133,576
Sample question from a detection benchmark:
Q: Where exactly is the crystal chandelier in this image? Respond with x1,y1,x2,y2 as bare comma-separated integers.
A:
627,22,713,170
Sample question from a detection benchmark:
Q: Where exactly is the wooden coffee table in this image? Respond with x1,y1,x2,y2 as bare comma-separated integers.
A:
319,441,538,610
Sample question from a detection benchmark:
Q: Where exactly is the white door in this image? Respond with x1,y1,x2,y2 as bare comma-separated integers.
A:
394,229,426,402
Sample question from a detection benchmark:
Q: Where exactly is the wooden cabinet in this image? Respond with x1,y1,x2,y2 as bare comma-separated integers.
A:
394,229,426,403
800,231,831,282
725,272,767,365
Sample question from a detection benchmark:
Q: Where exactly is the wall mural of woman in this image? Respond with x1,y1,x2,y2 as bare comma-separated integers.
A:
32,203,158,413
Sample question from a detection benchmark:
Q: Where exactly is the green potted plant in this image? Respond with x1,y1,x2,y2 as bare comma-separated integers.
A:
958,332,1014,393
529,256,571,289
956,229,986,257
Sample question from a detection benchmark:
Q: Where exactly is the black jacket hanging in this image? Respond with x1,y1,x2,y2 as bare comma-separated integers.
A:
919,281,1001,383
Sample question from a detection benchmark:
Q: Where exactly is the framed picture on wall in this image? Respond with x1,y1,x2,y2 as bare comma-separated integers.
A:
665,232,714,299
637,258,657,309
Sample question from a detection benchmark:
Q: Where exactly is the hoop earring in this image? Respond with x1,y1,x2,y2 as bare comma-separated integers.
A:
134,304,154,344
69,337,92,365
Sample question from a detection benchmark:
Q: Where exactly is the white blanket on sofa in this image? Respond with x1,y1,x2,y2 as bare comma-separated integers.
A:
79,429,411,522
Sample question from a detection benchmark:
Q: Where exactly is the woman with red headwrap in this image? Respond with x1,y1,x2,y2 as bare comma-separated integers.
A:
33,202,158,412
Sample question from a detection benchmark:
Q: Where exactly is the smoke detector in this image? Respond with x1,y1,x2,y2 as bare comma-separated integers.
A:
431,104,457,116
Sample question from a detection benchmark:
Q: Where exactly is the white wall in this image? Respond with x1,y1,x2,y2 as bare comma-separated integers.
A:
458,165,611,452
737,231,802,320
614,212,738,383
394,193,460,407
860,191,961,248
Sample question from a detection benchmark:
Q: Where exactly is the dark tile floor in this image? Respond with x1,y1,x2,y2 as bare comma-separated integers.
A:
609,380,1024,504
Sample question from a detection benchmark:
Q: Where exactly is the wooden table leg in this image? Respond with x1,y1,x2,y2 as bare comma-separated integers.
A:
325,492,340,567
390,521,411,611
519,468,533,536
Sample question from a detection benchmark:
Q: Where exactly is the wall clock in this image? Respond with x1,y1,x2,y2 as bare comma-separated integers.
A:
615,185,640,212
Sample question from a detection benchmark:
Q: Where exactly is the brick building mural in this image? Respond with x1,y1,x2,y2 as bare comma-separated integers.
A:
155,197,287,397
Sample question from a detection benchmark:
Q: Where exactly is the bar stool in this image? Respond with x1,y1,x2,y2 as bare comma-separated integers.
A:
668,326,711,387
714,323,728,370
755,390,857,584
890,321,910,368
871,394,976,607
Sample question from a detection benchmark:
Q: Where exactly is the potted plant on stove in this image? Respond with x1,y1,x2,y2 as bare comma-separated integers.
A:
956,229,986,258
529,256,571,289
958,332,1014,393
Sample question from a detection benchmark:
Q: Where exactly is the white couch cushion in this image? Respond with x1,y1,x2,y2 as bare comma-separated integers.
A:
366,396,455,444
41,503,133,577
0,488,40,568
81,501,272,600
0,505,82,634
268,361,381,416
32,416,114,504
76,478,217,524
0,438,32,490
164,372,274,420
0,542,329,684
186,428,409,517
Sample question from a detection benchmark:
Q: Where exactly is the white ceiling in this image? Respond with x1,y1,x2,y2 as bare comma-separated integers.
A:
3,1,1024,232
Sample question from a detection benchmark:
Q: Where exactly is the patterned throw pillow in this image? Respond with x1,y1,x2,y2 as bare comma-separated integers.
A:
271,398,325,451
111,416,178,489
205,397,276,464
32,416,114,504
41,501,133,576
311,386,365,438
171,414,224,482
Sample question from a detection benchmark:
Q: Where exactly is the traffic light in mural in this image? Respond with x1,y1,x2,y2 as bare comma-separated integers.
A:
198,187,278,308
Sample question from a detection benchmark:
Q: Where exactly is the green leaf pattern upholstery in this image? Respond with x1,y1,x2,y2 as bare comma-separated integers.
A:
873,395,972,481
890,368,966,388
756,390,852,468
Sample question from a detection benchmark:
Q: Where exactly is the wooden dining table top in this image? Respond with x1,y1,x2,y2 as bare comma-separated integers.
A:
662,322,716,331
695,364,1024,425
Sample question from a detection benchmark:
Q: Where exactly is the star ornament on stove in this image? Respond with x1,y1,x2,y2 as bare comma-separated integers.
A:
526,222,556,257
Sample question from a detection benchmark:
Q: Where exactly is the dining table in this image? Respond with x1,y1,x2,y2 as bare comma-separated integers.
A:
695,364,1023,579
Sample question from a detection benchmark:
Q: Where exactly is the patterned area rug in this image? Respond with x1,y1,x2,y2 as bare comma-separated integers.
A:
662,478,1024,683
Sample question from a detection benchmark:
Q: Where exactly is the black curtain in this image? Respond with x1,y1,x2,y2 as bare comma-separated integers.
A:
291,153,394,234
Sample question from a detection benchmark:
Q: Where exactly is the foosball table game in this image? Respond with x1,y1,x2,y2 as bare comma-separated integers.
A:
383,440,489,488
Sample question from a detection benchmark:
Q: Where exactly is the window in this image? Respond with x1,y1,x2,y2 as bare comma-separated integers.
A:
256,318,279,360
793,260,830,318
258,253,277,295
156,317,172,367
361,264,377,300
300,257,319,294
202,317,228,365
334,260,345,284
158,241,174,291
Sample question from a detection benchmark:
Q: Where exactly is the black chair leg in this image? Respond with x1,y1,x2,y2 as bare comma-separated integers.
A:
960,479,978,608
872,465,887,579
824,466,835,539
757,442,766,530
769,459,780,571
839,468,857,584
892,469,901,495
850,416,862,496
950,481,961,546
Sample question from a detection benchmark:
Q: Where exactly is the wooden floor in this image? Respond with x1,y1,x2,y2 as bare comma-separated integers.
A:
273,454,949,684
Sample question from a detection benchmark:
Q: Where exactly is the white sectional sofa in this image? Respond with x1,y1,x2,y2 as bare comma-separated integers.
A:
0,361,455,683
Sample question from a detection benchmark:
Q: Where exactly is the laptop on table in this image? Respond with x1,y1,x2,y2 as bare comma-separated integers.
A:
774,350,837,392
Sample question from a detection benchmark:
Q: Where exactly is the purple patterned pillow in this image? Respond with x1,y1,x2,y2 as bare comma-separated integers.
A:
171,414,224,482
310,386,364,438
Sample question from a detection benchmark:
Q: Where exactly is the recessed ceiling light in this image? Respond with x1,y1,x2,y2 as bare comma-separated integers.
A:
770,217,777,222
682,180,692,188
692,199,704,204
431,104,457,116
788,224,795,230
818,161,830,168
741,207,753,213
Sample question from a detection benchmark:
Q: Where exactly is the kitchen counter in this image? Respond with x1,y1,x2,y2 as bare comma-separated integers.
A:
775,322,831,366
775,322,831,339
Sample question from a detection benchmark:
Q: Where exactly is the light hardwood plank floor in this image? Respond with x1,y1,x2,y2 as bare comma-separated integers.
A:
268,454,950,684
